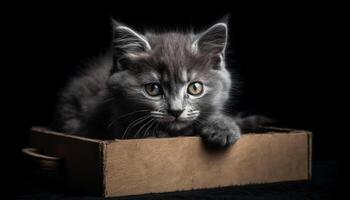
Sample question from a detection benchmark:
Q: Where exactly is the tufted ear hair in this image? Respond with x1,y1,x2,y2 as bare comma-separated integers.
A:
111,19,151,71
112,19,151,57
193,22,228,55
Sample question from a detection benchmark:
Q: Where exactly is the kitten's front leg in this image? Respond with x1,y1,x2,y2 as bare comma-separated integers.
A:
199,114,241,147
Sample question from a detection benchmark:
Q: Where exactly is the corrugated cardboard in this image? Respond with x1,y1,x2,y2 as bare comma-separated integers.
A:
26,127,312,197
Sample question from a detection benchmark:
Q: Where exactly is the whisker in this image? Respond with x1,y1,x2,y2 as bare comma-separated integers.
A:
107,118,116,129
152,121,160,137
116,110,151,120
195,118,203,124
124,116,152,139
193,120,202,127
143,120,155,138
196,116,208,122
109,110,150,130
135,118,154,138
150,111,166,114
150,115,166,118
194,117,206,125
122,115,150,139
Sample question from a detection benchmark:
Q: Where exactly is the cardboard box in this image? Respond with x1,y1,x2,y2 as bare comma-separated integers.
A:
24,127,312,197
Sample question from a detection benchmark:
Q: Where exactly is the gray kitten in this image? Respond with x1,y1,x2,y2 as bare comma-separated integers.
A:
51,20,241,147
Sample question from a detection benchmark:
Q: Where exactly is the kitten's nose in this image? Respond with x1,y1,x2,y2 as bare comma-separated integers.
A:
168,109,184,118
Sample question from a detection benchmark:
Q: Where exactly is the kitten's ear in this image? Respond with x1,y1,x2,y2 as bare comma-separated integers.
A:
193,23,228,55
112,19,151,56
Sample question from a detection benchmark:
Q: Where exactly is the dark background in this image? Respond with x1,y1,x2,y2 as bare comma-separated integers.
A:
13,2,343,199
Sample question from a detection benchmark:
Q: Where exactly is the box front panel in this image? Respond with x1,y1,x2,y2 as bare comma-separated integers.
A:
104,132,310,197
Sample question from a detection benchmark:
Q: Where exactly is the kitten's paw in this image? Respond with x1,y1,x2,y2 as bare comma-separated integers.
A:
200,120,241,147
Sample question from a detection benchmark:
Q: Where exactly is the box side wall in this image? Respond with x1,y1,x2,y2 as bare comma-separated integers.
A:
104,132,310,197
29,129,104,195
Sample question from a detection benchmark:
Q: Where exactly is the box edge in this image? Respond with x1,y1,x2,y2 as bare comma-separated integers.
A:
31,126,102,143
308,132,313,179
101,142,108,197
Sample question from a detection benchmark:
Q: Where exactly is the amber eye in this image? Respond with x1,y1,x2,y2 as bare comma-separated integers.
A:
145,83,162,96
187,82,204,96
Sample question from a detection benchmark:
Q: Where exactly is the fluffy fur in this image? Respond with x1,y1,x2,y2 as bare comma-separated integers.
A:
51,19,241,147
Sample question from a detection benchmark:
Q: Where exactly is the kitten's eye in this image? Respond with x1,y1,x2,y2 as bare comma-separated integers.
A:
145,83,162,96
187,82,203,96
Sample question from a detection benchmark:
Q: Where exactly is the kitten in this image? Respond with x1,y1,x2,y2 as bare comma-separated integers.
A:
51,19,241,147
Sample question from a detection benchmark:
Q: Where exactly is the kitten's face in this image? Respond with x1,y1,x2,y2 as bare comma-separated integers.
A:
108,22,232,131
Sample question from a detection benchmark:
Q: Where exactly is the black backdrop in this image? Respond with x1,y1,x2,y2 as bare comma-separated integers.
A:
13,2,342,195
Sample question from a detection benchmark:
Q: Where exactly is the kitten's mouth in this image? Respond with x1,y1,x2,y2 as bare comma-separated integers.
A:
157,116,196,123
150,111,198,124
157,116,176,123
152,115,197,130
